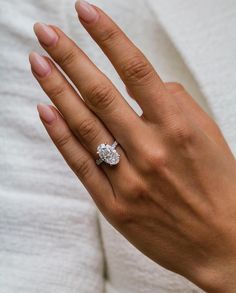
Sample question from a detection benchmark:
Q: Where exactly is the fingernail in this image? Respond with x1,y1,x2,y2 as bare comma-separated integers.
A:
33,23,58,46
75,0,99,23
29,52,51,77
37,104,56,124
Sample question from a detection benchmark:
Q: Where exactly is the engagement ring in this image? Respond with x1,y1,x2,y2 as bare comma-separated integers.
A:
96,141,120,166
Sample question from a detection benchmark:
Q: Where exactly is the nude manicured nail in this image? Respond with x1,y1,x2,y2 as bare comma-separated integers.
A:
34,23,58,46
37,104,56,124
75,0,99,23
29,52,51,77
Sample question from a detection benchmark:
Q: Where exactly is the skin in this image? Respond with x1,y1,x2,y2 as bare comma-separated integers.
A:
29,2,236,292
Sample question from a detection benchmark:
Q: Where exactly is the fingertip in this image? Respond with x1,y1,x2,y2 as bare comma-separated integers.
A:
29,51,36,62
75,0,99,24
33,22,40,34
75,0,80,11
37,103,57,124
29,52,52,77
33,22,59,47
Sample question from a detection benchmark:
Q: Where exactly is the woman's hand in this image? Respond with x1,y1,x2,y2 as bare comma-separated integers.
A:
29,1,236,292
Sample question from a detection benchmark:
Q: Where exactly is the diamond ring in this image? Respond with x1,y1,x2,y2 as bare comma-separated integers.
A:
96,141,120,166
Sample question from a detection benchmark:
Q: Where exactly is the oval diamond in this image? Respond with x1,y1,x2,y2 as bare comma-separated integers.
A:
97,143,120,166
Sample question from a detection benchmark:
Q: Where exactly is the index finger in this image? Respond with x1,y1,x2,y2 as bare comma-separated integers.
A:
75,0,178,122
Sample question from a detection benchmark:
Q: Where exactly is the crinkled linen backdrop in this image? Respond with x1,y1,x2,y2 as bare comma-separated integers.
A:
0,0,235,292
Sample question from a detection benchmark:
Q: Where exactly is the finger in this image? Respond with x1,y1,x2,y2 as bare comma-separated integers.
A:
36,103,113,212
29,52,133,187
75,1,178,122
33,22,143,149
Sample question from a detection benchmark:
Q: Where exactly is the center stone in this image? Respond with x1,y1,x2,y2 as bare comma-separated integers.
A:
97,143,120,166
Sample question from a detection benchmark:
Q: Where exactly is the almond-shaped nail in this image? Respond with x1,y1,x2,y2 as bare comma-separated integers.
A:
29,52,51,77
37,104,56,124
75,0,99,23
34,23,58,46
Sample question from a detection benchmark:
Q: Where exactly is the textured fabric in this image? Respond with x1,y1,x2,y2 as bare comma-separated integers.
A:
0,0,235,292
149,0,236,154
0,1,105,292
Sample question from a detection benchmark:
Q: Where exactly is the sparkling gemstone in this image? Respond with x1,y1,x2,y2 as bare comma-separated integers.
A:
97,143,120,165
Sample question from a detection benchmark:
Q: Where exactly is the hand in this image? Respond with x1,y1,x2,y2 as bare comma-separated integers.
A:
29,1,236,292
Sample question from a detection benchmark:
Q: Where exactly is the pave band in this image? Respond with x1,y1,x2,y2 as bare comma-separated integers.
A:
96,141,120,166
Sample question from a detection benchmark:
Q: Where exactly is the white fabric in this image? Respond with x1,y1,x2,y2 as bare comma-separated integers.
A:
149,0,236,154
0,0,235,292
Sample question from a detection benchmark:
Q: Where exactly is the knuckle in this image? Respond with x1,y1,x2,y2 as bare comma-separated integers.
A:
86,84,116,111
55,132,73,148
75,118,100,144
47,84,67,101
98,28,122,47
72,156,92,180
145,151,169,173
127,182,149,202
55,47,78,68
121,55,155,84
109,183,149,227
111,202,133,226
165,82,185,94
128,182,146,198
119,177,148,200
169,119,194,146
137,144,169,174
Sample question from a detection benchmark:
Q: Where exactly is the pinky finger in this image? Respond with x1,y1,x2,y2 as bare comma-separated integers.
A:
37,103,114,211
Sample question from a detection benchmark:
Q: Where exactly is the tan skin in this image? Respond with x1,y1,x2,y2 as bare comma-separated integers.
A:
29,2,236,292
